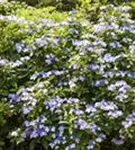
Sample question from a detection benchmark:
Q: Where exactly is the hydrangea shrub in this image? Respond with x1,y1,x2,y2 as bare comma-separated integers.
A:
1,1,135,150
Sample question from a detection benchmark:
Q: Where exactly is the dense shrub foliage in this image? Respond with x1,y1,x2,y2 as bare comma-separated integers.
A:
1,1,135,150
7,0,135,10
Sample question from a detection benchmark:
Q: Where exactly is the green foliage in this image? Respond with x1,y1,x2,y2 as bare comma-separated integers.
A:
16,7,68,20
0,1,27,15
7,0,135,11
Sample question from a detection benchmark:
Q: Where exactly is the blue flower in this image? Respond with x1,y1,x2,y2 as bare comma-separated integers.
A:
88,64,100,71
65,143,76,150
35,38,47,47
96,134,106,142
36,127,47,137
69,108,84,115
103,53,116,63
109,42,122,48
75,118,88,130
22,106,32,115
0,59,8,66
15,43,24,53
87,140,95,149
8,94,20,102
92,79,108,87
44,96,64,112
30,129,38,138
45,54,57,65
24,129,33,138
51,70,64,76
95,100,117,111
66,98,79,104
122,112,135,128
112,138,124,145
85,105,97,113
107,110,123,118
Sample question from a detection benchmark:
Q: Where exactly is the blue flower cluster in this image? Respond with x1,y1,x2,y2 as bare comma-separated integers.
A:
1,2,135,149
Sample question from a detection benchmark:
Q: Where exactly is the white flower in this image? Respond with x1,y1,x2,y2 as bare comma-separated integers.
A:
11,131,18,137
